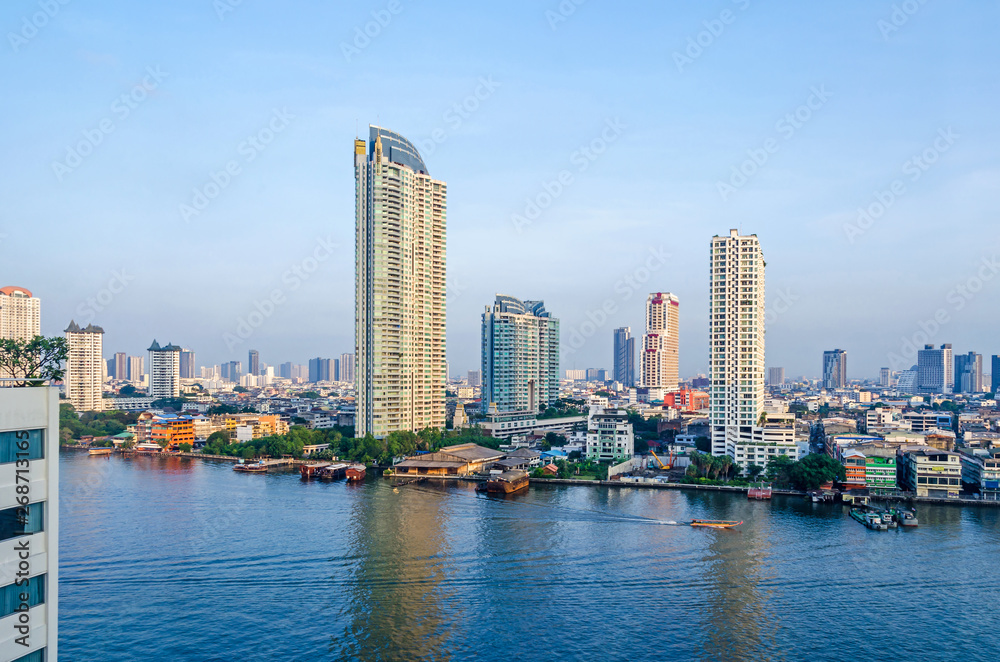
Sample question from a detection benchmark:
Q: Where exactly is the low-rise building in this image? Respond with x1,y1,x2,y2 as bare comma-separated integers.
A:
734,412,803,471
585,408,634,463
900,447,962,498
903,412,954,433
392,444,506,476
959,447,1000,500
479,409,585,440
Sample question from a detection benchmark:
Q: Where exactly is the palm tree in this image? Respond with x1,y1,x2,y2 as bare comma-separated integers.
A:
718,455,734,483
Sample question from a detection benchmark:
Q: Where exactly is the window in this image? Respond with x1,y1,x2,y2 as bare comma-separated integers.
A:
0,430,44,464
0,575,45,618
0,503,44,543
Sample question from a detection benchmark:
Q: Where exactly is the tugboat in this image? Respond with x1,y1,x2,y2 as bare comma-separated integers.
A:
891,507,919,527
485,470,529,494
850,507,888,530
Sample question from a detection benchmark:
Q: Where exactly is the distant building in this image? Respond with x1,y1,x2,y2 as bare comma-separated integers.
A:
467,370,481,387
248,350,260,377
565,369,585,381
113,352,128,381
481,295,559,414
640,292,679,398
179,349,196,379
767,367,785,386
897,367,918,394
339,353,355,383
65,320,104,412
585,408,634,463
918,344,954,394
0,285,40,341
663,389,709,412
613,327,635,388
221,361,242,383
822,350,847,389
954,351,983,394
308,357,334,383
148,340,182,399
128,355,144,382
879,367,892,387
279,362,293,379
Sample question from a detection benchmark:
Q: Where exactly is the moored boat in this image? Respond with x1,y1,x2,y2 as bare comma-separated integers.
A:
346,465,366,482
88,447,113,456
485,470,529,494
301,462,332,479
234,460,267,473
850,507,887,530
892,507,918,527
747,483,772,500
690,519,743,529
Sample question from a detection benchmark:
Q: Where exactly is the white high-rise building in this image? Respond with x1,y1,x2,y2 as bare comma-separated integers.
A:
354,126,447,437
709,230,798,465
0,384,59,661
640,292,679,399
0,286,41,342
64,321,104,412
147,340,181,399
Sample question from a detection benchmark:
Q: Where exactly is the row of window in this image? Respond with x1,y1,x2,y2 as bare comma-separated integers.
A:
0,430,44,464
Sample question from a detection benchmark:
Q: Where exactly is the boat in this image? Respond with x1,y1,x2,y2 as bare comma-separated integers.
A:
850,507,887,530
891,507,918,527
300,462,332,479
234,460,267,473
485,470,529,494
690,519,743,529
317,463,349,480
346,465,366,482
88,447,113,456
748,483,772,500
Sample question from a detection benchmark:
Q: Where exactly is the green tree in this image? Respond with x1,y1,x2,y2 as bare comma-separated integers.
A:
786,453,845,491
694,436,711,453
746,463,764,481
233,386,248,393
0,335,69,386
178,442,193,452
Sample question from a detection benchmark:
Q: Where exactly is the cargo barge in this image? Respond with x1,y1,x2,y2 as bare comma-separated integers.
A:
484,470,529,494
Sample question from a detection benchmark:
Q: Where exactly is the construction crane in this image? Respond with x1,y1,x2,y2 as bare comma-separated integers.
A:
650,450,674,471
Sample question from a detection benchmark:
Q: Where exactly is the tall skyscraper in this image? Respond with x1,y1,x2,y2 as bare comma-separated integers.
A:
613,327,636,388
113,352,128,381
340,353,355,384
992,356,1000,395
767,367,785,386
179,349,196,379
640,292,680,398
481,295,559,414
355,126,446,437
148,340,181,398
0,285,40,341
332,358,341,382
954,351,983,394
917,344,953,394
64,320,104,411
308,357,332,383
467,370,481,387
279,361,293,379
879,367,892,387
822,350,847,389
128,355,144,382
709,230,773,458
248,349,260,377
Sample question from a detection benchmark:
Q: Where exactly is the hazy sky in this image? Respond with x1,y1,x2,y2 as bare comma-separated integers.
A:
3,1,998,379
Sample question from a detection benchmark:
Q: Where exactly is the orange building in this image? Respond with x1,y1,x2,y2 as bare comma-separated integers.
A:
149,415,196,449
663,389,709,412
841,449,867,490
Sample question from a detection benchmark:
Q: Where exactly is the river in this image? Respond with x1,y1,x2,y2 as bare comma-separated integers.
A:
58,452,1000,661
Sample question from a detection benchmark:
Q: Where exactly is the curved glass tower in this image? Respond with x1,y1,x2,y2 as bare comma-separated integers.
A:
355,126,447,437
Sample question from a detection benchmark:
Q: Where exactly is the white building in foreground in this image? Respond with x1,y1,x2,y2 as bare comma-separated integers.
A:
585,408,634,463
0,384,58,661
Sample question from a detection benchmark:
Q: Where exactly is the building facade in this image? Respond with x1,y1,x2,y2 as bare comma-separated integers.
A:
64,321,104,412
640,292,679,398
767,367,785,386
613,326,635,388
179,349,196,380
248,350,260,377
0,286,40,342
585,408,634,463
355,126,446,437
0,385,59,661
481,295,559,414
128,355,143,383
339,353,355,383
822,350,847,389
147,340,181,399
917,344,953,394
954,351,982,394
113,352,128,381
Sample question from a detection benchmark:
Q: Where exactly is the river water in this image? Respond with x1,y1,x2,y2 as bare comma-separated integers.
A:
58,452,1000,661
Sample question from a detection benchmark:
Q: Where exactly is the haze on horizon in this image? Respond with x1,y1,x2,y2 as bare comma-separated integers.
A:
2,0,998,381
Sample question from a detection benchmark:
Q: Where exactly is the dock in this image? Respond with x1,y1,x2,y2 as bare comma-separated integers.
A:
233,457,305,473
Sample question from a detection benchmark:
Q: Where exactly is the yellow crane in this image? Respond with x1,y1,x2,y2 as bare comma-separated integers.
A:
650,450,674,471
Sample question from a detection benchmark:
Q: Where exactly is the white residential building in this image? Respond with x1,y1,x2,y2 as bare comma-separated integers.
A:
640,292,679,399
148,340,181,399
709,230,795,463
0,384,59,661
0,286,40,341
64,321,104,412
585,408,634,463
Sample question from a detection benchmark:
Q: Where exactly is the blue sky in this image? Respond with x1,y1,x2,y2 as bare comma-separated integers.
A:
2,0,998,380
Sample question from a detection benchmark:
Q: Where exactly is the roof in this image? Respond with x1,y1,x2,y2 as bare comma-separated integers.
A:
438,443,505,462
394,459,466,469
64,320,104,334
506,448,541,458
0,286,33,297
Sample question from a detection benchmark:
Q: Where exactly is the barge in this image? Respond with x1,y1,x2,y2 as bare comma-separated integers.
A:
88,447,113,456
850,507,888,530
301,462,332,479
747,483,772,500
891,507,918,527
234,460,267,473
346,465,366,482
485,470,529,494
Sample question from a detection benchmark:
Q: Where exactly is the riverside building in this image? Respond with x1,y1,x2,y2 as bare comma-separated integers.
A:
481,295,559,413
355,126,446,437
709,230,795,462
64,321,104,412
147,340,181,399
640,293,679,400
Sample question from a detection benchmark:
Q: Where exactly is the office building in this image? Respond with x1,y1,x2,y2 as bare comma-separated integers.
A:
993,356,1000,395
64,321,104,412
710,230,795,460
279,362,293,379
248,350,260,377
481,295,559,414
308,357,334,383
897,367,918,394
339,353,355,383
467,370,481,387
355,126,447,436
917,344,954,394
179,349,196,379
612,327,636,388
822,350,847,389
565,369,585,381
880,367,892,388
0,383,59,661
640,292,680,398
767,367,785,386
113,352,128,381
332,358,341,382
954,351,983,394
0,286,40,341
148,340,181,398
128,355,144,383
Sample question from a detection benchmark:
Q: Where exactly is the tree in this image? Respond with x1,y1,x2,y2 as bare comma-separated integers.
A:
746,463,764,481
119,384,142,397
178,443,193,452
0,336,69,386
233,386,248,393
786,453,845,491
695,436,711,453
